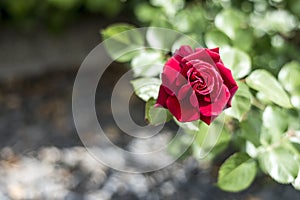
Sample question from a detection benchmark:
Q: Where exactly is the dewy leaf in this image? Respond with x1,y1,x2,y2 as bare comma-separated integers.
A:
278,61,300,94
204,30,230,49
145,99,172,125
225,82,252,121
146,27,179,51
131,51,165,77
218,153,257,192
246,69,292,108
101,24,144,62
220,47,251,79
258,146,299,184
131,78,161,101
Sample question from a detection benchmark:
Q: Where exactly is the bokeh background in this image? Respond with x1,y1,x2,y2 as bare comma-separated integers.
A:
1,0,300,199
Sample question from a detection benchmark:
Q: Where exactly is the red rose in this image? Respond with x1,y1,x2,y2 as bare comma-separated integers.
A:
156,45,238,125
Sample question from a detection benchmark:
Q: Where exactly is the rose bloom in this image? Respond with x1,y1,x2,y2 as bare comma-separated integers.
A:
156,45,238,125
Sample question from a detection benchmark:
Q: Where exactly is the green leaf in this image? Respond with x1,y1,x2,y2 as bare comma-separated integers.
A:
174,119,200,134
204,30,230,48
225,82,252,121
134,3,161,23
251,10,298,35
173,7,207,33
246,70,292,108
232,29,254,52
240,109,263,147
150,0,185,17
215,9,246,39
220,47,251,79
145,99,172,125
278,61,300,94
291,94,300,109
193,118,231,160
101,24,144,62
258,146,299,184
131,51,165,77
262,106,288,135
292,170,300,190
131,78,161,101
256,91,273,105
218,153,257,192
146,27,179,51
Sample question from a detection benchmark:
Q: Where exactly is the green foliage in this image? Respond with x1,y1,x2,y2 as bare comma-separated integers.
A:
146,27,179,50
131,77,161,101
131,51,165,77
193,116,231,160
0,0,124,29
258,146,299,184
220,47,252,79
102,0,300,193
278,61,300,94
215,9,247,39
218,153,257,192
101,24,144,62
145,99,172,125
246,70,292,108
225,82,252,121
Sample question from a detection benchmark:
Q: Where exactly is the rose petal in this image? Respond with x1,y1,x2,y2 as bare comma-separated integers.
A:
226,85,238,107
215,62,238,97
178,84,192,100
165,57,181,72
166,96,181,120
200,115,218,125
199,84,230,116
166,95,200,122
183,49,217,69
204,48,220,63
177,45,194,57
155,86,169,107
162,66,181,95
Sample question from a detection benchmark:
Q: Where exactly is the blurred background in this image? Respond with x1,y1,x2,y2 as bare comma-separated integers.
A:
1,0,300,199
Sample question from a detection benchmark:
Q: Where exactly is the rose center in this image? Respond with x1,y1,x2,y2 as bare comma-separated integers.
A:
187,66,216,96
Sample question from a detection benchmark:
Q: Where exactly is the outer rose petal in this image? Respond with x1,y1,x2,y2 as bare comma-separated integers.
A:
165,57,181,72
199,85,230,116
166,95,200,122
174,45,194,62
204,48,220,63
166,96,181,120
155,86,169,107
162,66,181,95
200,115,218,125
215,61,238,103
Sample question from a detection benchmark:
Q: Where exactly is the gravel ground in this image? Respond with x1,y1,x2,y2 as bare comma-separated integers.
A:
1,66,300,200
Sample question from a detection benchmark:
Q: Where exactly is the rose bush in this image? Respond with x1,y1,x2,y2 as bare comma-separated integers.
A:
103,0,300,193
156,45,238,124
